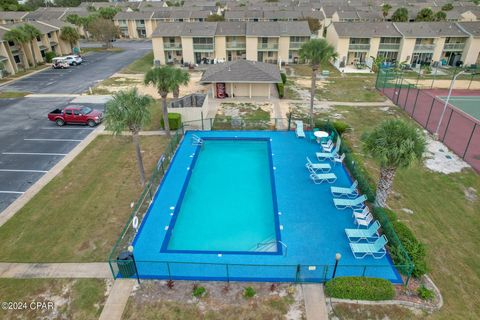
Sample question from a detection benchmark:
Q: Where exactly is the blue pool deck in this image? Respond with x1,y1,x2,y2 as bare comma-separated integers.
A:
132,131,402,283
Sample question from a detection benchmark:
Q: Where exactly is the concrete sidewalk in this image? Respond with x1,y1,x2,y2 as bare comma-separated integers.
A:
0,263,112,278
99,279,136,320
303,284,328,320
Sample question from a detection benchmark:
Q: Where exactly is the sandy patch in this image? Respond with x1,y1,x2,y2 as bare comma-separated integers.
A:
412,79,480,90
423,134,470,174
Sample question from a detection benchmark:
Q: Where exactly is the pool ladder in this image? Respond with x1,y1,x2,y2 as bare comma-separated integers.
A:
191,134,203,146
256,240,287,256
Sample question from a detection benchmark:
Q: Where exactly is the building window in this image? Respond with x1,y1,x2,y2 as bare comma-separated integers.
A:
36,36,41,42
8,40,15,47
380,37,401,44
47,33,52,38
14,55,20,63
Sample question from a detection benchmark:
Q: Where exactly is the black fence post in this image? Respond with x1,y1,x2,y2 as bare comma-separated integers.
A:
404,84,412,111
225,264,230,283
463,124,477,159
382,69,388,93
295,264,301,283
201,111,204,131
166,262,172,280
396,76,404,105
411,87,421,116
425,97,437,129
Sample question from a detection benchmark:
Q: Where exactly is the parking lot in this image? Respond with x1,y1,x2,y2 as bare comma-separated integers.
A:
1,40,152,94
0,97,103,212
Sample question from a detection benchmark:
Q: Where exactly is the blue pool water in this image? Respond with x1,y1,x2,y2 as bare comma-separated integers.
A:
132,131,402,283
163,138,281,253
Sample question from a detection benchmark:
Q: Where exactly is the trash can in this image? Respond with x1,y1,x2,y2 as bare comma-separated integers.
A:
117,251,135,278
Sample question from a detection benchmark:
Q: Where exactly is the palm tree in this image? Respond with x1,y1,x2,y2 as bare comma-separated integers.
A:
20,24,41,67
299,39,337,126
415,8,434,22
144,66,190,136
172,67,190,99
382,4,392,21
391,8,409,22
105,88,152,186
362,119,426,207
3,28,29,70
60,26,80,53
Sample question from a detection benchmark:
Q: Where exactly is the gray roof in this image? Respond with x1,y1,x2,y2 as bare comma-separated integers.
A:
457,21,480,37
114,11,154,20
24,8,67,21
215,21,246,35
0,11,29,20
151,23,184,37
333,22,402,37
0,21,59,35
263,10,303,20
394,22,469,37
246,21,310,36
200,60,281,83
181,22,217,36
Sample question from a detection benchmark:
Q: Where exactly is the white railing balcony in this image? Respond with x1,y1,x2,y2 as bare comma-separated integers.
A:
226,42,246,49
443,43,465,51
348,43,370,51
258,43,279,50
378,43,400,51
289,42,305,49
414,44,436,51
164,43,182,50
193,43,214,51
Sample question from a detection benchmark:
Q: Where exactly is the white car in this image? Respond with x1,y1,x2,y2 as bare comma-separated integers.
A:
64,55,83,66
51,57,70,69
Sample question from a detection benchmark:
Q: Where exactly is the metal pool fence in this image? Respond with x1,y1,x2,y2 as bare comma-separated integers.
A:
108,119,414,285
376,69,480,173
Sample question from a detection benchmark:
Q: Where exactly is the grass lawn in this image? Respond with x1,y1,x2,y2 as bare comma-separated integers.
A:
0,279,107,320
81,47,124,54
0,91,30,98
330,303,420,319
120,51,154,74
213,102,272,130
0,135,169,262
317,76,385,102
284,79,302,100
316,104,480,319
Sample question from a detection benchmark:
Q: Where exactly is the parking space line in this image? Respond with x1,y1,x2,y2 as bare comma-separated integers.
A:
0,191,24,194
24,138,83,142
2,152,67,156
0,169,48,173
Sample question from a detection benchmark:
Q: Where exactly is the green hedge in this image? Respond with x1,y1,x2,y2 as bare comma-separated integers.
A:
393,221,427,277
280,72,287,84
160,113,182,130
276,83,285,98
45,51,56,63
325,277,395,301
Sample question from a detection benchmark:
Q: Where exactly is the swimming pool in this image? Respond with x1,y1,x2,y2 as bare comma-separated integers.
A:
132,131,402,283
162,138,281,254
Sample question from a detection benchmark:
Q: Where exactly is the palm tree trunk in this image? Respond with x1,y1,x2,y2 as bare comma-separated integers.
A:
29,42,37,67
161,95,171,138
310,66,318,127
375,166,396,207
20,45,29,70
173,86,179,99
132,131,146,186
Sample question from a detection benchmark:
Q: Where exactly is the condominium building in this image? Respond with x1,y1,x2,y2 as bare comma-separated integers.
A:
151,21,311,65
0,20,78,76
326,21,480,68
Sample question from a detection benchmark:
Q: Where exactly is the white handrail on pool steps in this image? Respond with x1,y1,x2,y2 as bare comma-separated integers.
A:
256,240,288,256
191,134,203,146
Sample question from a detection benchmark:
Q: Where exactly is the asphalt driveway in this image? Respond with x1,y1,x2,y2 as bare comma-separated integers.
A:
0,98,103,212
1,40,152,94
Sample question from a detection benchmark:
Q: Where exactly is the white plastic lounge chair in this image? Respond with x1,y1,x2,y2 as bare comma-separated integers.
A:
349,235,388,259
306,157,331,173
316,144,340,161
353,206,370,220
310,173,337,184
295,121,305,138
345,220,381,242
330,180,359,198
355,212,374,228
321,139,334,152
333,153,345,166
333,194,367,210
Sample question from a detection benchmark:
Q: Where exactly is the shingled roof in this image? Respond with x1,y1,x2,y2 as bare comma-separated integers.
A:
200,60,281,83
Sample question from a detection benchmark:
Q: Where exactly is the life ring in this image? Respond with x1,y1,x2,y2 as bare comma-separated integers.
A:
132,216,139,229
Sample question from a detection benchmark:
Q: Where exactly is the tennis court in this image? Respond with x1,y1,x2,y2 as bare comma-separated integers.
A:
439,96,480,121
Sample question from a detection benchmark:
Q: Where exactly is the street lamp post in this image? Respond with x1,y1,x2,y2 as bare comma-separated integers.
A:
434,70,467,139
332,253,342,279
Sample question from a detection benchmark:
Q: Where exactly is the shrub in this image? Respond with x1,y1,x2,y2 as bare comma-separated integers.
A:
192,285,206,298
332,121,350,135
276,82,285,98
160,112,182,130
325,277,395,301
45,51,56,63
393,221,428,277
243,286,256,299
280,72,287,84
383,208,398,222
417,285,434,300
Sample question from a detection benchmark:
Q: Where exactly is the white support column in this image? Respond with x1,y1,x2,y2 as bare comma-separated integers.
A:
249,83,252,98
231,83,234,97
212,83,215,98
267,84,271,99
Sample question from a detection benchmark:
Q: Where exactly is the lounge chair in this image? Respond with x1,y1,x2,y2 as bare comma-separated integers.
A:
306,157,331,173
333,153,345,166
355,212,374,228
321,139,334,152
345,220,381,242
316,144,339,161
309,172,337,184
353,206,370,220
349,235,388,259
295,121,305,138
330,180,359,198
333,194,367,210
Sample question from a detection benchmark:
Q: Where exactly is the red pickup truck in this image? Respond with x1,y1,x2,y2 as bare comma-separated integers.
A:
48,106,103,127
